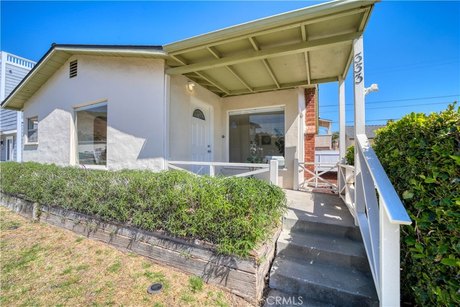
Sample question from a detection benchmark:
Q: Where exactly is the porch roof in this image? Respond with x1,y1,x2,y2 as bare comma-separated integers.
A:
164,0,377,97
1,44,167,110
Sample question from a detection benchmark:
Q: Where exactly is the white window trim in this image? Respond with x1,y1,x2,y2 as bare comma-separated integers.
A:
25,116,38,145
74,102,108,168
226,105,286,163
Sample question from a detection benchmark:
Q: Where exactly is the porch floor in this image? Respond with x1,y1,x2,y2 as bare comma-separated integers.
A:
283,189,355,228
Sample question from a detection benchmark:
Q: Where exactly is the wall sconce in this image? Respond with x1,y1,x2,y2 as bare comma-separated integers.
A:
187,81,195,92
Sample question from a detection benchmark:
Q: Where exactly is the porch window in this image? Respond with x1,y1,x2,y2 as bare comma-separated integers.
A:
27,117,38,143
75,103,107,166
229,108,285,163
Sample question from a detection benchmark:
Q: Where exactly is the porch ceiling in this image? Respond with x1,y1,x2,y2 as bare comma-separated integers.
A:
164,0,377,97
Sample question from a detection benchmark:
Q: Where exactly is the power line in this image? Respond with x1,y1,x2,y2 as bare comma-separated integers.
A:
320,94,459,108
320,101,454,114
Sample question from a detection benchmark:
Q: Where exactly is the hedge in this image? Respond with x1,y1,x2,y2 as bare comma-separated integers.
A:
373,104,460,306
0,162,286,257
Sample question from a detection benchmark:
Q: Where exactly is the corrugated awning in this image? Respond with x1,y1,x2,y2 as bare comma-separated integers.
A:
164,0,377,97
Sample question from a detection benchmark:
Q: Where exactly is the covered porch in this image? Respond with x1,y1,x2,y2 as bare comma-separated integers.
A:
164,0,411,305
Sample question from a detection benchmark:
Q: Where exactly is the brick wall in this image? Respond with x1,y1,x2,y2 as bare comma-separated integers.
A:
304,87,316,177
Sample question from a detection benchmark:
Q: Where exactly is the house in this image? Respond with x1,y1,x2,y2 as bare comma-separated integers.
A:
0,51,36,161
0,0,376,189
1,1,412,305
345,124,386,148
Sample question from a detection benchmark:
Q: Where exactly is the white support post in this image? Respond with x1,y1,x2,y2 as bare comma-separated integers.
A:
16,112,22,162
269,159,279,186
379,197,401,306
293,158,299,190
209,164,215,177
338,77,346,162
353,35,366,216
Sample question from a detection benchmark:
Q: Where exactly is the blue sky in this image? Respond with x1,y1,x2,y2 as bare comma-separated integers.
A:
1,1,459,132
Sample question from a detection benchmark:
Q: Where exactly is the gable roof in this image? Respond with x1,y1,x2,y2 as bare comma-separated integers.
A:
1,44,166,110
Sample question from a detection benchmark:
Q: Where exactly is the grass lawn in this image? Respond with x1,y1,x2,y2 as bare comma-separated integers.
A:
0,207,251,306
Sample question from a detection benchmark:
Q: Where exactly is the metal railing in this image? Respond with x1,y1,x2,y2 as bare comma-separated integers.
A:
5,53,36,69
167,160,279,185
352,134,411,306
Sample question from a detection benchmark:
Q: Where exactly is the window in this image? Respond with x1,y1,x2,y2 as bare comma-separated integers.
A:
192,109,205,120
27,117,38,143
75,103,107,166
229,108,285,163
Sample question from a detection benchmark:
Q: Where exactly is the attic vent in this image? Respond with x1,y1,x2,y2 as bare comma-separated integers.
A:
69,60,78,78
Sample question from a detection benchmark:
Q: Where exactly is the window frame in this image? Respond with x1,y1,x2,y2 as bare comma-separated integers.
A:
26,116,39,145
74,102,108,168
227,106,286,164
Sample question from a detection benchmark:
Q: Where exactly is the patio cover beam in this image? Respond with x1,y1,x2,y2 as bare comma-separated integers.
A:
248,37,281,89
171,54,230,95
166,7,369,56
166,32,362,75
300,25,312,85
206,47,254,92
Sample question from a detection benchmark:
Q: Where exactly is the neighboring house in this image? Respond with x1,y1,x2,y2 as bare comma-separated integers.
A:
345,125,386,148
315,118,340,171
0,51,36,161
1,0,376,189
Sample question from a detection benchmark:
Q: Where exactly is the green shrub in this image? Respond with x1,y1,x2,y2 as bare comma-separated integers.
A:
373,104,460,306
0,162,286,257
345,145,354,166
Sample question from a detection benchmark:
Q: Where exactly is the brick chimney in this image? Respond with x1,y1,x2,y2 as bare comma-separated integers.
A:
304,87,317,177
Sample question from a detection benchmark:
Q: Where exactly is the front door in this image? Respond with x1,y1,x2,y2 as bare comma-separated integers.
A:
6,136,14,161
191,105,212,165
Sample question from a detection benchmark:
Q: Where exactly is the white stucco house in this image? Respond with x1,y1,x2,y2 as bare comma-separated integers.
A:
2,0,375,189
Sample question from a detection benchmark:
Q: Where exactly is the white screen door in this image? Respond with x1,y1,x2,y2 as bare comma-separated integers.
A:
191,106,212,165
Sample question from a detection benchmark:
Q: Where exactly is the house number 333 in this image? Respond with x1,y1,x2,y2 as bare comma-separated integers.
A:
354,52,363,84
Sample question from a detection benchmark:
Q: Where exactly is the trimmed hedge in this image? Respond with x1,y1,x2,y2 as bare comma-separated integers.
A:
373,104,460,306
0,162,286,257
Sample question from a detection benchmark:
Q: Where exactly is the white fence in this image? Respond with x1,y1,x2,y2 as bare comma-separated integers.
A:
167,160,279,185
338,134,411,306
295,160,338,191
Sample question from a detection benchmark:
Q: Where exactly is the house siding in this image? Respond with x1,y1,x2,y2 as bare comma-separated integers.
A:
169,75,223,162
22,55,166,171
1,53,35,161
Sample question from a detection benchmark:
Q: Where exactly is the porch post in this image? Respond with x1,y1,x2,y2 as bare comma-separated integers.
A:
353,35,365,208
338,78,346,162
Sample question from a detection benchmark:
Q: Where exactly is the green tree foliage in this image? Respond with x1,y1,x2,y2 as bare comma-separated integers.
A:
345,145,354,166
373,104,460,306
0,163,286,257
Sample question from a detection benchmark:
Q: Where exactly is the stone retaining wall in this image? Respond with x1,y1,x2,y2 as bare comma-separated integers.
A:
0,193,279,304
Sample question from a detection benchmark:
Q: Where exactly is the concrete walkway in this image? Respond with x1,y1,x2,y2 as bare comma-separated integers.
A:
265,190,378,307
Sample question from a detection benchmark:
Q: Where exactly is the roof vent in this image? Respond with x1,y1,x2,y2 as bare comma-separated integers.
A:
69,60,78,78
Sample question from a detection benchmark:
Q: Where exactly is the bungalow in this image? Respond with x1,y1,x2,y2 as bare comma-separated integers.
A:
1,1,413,305
2,0,378,189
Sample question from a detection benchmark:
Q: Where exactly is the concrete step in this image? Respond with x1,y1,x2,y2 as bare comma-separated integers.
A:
269,258,378,307
276,230,370,272
264,289,334,307
283,213,362,241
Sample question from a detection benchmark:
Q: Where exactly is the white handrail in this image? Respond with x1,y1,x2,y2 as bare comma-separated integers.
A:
352,133,411,305
356,134,411,225
167,160,279,186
